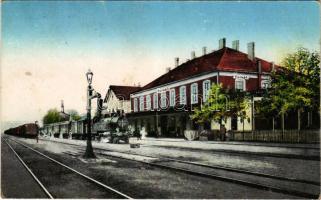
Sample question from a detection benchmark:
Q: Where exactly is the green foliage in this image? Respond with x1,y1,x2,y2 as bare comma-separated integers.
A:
282,47,319,111
42,109,63,124
191,83,250,126
66,109,81,121
259,47,320,117
229,90,250,123
192,84,226,124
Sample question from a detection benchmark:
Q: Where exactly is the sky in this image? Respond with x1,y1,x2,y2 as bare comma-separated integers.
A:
1,1,320,126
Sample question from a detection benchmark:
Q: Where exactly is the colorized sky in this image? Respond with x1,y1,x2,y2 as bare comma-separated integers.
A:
1,1,320,125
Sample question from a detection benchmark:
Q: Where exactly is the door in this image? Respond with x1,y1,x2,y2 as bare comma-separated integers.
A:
231,115,238,131
160,116,168,137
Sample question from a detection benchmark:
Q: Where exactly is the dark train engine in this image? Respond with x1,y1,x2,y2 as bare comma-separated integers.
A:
93,111,132,144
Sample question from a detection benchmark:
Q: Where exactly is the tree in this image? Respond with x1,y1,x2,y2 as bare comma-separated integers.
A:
192,83,229,126
229,90,250,133
259,47,320,132
42,109,63,124
282,47,320,129
192,83,250,132
66,109,81,121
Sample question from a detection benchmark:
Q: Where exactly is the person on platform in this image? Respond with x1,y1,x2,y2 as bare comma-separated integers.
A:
220,124,226,141
140,126,146,140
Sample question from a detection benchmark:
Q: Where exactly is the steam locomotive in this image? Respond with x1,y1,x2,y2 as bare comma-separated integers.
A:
42,110,132,144
93,111,131,143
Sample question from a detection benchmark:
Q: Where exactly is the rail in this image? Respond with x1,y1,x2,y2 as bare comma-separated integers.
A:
5,137,133,199
3,139,54,199
38,138,319,199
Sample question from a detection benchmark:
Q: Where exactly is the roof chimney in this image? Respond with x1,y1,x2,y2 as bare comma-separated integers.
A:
232,40,239,51
175,57,179,67
202,47,207,55
247,42,255,61
191,51,196,59
166,67,171,73
219,38,226,49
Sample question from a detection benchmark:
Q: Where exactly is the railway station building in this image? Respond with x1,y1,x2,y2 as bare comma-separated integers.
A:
103,85,141,114
127,38,278,137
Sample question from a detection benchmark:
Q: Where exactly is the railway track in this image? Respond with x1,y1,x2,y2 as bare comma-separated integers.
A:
40,138,320,183
39,138,319,199
3,137,132,199
2,139,54,199
96,151,319,199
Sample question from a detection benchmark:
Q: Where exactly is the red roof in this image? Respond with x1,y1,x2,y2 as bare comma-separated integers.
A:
139,47,279,92
107,85,141,101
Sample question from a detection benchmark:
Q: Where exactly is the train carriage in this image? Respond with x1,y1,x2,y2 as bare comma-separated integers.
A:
4,123,38,138
22,123,38,138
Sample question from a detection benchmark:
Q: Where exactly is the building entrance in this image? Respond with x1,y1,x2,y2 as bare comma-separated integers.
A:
160,116,168,137
231,115,238,130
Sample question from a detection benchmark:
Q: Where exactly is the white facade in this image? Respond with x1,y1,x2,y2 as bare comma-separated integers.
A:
105,90,132,113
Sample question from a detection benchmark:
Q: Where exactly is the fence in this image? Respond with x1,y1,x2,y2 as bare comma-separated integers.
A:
231,129,320,143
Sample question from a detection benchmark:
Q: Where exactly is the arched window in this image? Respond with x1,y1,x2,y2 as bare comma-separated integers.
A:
139,96,144,111
160,92,167,108
146,95,151,110
261,80,271,89
153,93,158,110
235,78,246,91
190,83,198,104
170,89,176,107
179,86,186,105
203,80,211,102
133,98,138,112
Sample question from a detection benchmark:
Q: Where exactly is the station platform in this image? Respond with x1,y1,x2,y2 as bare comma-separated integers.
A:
20,136,321,184
41,136,319,159
141,137,320,149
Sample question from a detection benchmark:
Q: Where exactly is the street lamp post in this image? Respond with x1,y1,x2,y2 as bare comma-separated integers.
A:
83,69,96,158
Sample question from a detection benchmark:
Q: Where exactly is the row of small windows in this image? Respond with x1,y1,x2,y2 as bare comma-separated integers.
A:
132,78,270,112
133,80,212,112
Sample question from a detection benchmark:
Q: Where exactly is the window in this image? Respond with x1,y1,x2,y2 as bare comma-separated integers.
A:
139,96,144,111
153,93,158,110
146,95,151,110
160,92,167,108
203,80,211,102
261,80,271,89
235,78,245,91
191,83,198,104
179,86,186,105
170,89,176,107
134,98,138,112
